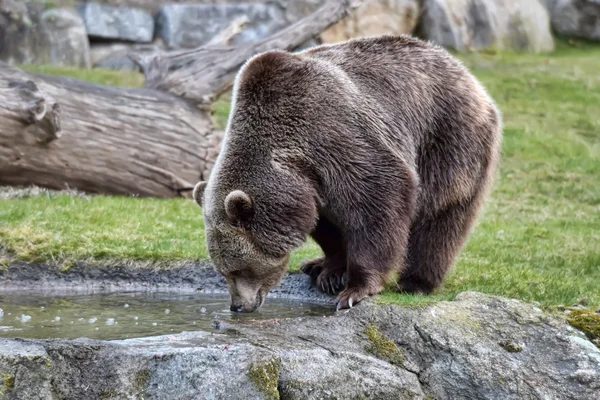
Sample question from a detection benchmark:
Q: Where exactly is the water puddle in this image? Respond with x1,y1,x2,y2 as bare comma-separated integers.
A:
0,291,332,341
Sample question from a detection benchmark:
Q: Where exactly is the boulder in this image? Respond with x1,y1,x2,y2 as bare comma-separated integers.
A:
277,0,324,23
93,51,140,71
545,0,600,41
322,0,420,43
0,0,46,65
0,291,598,399
41,8,90,68
90,43,131,66
0,1,90,67
75,1,264,13
90,42,163,71
77,2,154,43
419,0,555,52
155,3,288,50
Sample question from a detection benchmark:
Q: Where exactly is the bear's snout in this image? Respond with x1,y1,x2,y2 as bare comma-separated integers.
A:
229,290,263,313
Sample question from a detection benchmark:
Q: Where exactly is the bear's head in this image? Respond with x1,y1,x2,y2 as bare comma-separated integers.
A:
192,181,295,313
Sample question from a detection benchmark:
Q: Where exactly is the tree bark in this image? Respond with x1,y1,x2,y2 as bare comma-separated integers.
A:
0,0,363,197
0,65,214,197
137,0,363,103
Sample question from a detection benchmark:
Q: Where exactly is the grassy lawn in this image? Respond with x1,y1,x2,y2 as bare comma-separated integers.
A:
20,64,145,87
2,40,599,309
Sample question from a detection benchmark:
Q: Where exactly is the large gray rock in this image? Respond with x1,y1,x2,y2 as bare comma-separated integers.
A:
0,291,598,399
545,0,600,41
0,1,90,67
75,1,265,13
78,2,154,43
155,3,287,50
0,1,47,65
90,42,163,71
277,0,323,23
419,0,555,52
40,8,90,68
322,0,420,43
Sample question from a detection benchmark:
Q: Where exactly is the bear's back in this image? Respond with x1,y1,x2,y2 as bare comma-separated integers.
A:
300,35,476,128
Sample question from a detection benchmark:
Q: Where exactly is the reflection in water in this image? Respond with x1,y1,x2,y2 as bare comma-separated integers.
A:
0,291,331,341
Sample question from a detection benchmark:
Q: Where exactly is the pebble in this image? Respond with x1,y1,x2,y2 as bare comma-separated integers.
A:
89,317,97,324
165,309,170,314
152,322,158,326
106,318,115,325
572,369,596,384
55,316,61,322
18,314,32,322
124,304,129,308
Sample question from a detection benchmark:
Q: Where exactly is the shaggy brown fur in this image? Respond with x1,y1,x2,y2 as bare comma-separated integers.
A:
193,35,501,312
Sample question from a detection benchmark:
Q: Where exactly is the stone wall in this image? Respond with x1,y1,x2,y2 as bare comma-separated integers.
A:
1,0,598,71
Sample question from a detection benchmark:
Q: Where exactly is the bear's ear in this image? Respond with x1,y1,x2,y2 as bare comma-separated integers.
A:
224,190,254,224
192,181,207,207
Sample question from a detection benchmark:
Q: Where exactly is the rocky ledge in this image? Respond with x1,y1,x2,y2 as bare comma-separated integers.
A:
1,288,598,399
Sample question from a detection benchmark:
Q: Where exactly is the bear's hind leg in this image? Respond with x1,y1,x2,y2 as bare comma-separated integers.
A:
398,193,484,294
300,216,346,295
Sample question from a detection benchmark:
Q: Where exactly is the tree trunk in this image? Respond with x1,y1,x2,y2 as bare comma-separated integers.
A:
0,0,363,197
0,65,215,197
137,0,363,103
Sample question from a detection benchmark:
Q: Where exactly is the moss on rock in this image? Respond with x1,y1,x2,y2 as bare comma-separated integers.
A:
498,339,523,353
133,369,151,391
364,325,405,366
1,373,15,396
248,358,281,400
99,388,122,399
567,308,600,347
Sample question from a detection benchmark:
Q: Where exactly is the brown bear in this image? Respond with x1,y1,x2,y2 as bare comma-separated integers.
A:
193,35,501,312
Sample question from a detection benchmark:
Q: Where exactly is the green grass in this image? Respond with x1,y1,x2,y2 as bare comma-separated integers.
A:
19,65,145,88
213,92,233,130
1,194,205,264
2,39,599,308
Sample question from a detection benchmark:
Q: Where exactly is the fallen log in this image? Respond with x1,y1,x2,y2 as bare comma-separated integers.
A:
137,0,365,103
0,0,362,197
0,66,213,197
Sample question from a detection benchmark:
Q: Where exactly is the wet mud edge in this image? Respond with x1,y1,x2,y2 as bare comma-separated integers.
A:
0,260,335,304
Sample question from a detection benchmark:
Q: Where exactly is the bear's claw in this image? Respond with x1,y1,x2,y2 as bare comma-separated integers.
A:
302,257,346,295
317,270,345,295
336,297,353,311
300,258,325,282
336,285,379,311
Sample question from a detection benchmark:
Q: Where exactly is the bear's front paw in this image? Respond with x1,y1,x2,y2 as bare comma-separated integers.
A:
300,257,325,281
396,277,435,295
316,268,345,295
335,287,369,311
335,281,384,311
